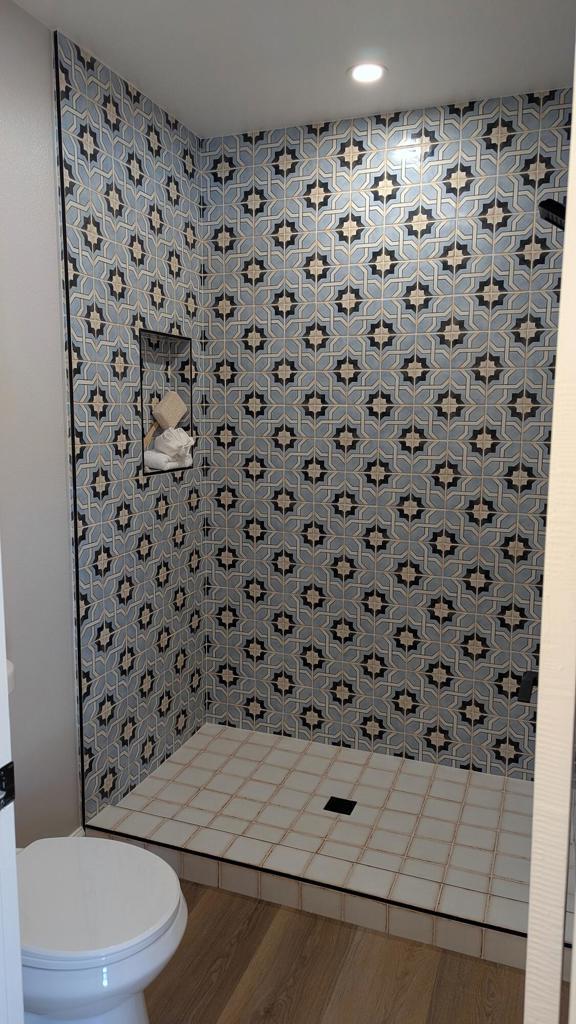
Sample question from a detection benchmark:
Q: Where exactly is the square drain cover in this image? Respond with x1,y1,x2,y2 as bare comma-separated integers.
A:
324,796,357,815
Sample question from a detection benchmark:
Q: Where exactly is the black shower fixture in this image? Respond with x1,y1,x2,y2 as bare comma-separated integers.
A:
539,198,566,229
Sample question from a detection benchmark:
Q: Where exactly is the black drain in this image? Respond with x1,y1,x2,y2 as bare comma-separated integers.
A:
324,796,357,815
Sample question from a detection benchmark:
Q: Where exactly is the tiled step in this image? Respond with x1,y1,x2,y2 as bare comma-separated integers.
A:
87,824,534,971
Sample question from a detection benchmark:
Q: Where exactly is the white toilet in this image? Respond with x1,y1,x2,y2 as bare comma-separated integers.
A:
17,837,188,1024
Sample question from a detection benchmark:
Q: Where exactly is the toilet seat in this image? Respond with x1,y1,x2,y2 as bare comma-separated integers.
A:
18,837,182,971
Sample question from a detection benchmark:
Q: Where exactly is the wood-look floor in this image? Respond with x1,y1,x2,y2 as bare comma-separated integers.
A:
147,882,569,1024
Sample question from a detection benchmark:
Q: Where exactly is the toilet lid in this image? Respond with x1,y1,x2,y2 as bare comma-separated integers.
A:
18,837,182,969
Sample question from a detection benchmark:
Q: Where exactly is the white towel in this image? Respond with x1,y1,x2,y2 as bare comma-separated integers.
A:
144,450,192,472
155,427,196,461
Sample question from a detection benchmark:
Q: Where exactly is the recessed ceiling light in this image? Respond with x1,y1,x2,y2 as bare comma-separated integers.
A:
350,63,385,84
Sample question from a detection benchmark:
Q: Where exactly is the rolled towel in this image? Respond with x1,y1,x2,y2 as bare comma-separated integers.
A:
144,450,192,472
144,450,177,471
155,426,196,461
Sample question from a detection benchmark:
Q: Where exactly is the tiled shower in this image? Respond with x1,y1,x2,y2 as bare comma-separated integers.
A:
201,98,564,777
56,32,570,953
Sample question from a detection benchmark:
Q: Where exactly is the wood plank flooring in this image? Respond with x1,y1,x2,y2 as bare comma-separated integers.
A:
147,882,569,1024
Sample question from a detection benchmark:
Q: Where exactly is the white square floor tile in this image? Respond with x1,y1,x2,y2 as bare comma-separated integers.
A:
258,804,299,829
466,786,502,810
416,817,456,842
188,790,229,813
173,806,215,827
445,867,489,893
207,773,244,795
378,809,418,835
438,885,487,922
252,764,288,784
119,812,161,838
118,794,150,811
504,793,532,816
456,824,496,851
349,805,380,827
305,854,351,886
460,805,500,829
408,837,451,865
209,814,249,836
395,771,430,795
338,748,370,765
389,907,434,944
286,771,319,792
186,828,235,856
272,788,310,811
347,864,396,899
145,799,186,819
500,811,531,836
486,896,528,933
152,820,197,846
390,875,440,911
493,853,531,883
159,782,198,804
245,823,286,843
430,780,466,801
91,725,536,940
283,831,323,853
90,805,129,829
327,761,364,783
434,918,482,957
368,830,410,855
176,766,216,787
240,780,277,802
295,812,333,836
362,767,398,788
225,797,264,819
322,840,363,862
352,784,390,808
226,836,273,866
264,845,313,875
421,797,461,822
490,877,530,903
403,858,445,883
450,844,493,874
329,821,371,846
497,832,531,858
360,849,403,872
386,791,425,815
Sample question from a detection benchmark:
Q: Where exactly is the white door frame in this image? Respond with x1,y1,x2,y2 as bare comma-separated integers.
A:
524,51,576,1023
0,540,23,1022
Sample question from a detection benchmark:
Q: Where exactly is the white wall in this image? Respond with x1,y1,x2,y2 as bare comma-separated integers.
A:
0,0,80,844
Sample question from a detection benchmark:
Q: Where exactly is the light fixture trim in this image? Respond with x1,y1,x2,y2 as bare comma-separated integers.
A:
349,62,386,84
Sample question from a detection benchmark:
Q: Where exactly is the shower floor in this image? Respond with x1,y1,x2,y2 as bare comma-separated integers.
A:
87,723,557,944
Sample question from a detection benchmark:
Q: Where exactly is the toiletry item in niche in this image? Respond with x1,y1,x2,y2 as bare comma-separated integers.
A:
155,427,196,462
144,391,187,449
144,449,193,472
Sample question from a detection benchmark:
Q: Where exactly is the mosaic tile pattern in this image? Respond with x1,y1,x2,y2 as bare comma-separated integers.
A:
201,93,570,776
56,35,208,817
57,32,571,817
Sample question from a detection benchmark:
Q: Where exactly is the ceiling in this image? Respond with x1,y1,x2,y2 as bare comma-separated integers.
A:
15,0,576,137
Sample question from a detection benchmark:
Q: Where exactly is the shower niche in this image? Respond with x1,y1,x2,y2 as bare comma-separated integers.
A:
139,328,195,475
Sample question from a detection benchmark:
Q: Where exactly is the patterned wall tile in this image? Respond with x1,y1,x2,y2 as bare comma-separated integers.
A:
58,33,570,810
201,90,570,779
57,34,208,818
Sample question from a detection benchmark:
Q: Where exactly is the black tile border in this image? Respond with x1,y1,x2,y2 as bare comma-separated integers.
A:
54,30,86,827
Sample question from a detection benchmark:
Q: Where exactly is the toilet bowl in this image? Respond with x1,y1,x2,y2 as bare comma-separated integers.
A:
18,836,188,1024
